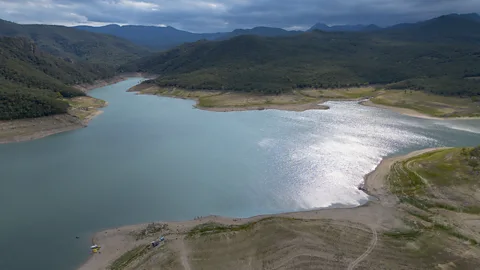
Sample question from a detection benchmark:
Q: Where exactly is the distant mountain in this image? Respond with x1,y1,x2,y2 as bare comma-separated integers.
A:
0,19,149,66
216,27,302,40
75,24,223,51
381,13,480,43
75,25,301,50
444,13,480,23
308,23,381,32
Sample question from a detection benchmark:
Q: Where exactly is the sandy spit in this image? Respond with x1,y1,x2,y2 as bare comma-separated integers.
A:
360,100,480,120
77,147,446,270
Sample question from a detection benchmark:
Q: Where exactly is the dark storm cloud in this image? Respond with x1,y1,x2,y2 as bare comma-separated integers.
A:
0,0,479,32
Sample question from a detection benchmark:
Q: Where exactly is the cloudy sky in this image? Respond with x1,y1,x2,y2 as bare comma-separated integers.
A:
1,0,479,32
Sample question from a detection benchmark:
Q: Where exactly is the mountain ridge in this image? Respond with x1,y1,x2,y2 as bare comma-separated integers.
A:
73,13,479,50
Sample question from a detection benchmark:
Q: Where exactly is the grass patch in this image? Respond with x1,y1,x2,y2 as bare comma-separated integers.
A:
187,217,292,238
109,245,149,270
299,87,377,99
370,90,480,118
432,223,478,244
197,92,316,108
66,96,106,120
406,210,433,223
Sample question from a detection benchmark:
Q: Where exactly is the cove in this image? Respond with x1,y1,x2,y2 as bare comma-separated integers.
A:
0,78,479,270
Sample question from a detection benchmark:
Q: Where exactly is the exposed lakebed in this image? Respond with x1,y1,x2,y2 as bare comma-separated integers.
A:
1,78,479,270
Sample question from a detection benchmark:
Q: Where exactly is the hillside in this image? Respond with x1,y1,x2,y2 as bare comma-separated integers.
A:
0,36,112,120
0,19,149,66
123,17,480,96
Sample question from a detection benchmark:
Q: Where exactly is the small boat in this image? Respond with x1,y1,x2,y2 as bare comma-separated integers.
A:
90,244,101,253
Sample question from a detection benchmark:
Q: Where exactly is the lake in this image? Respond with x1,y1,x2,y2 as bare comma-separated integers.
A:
1,78,479,270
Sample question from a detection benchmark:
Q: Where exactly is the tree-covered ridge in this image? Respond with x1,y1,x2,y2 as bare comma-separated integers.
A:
0,36,118,120
0,18,149,120
125,15,480,96
0,19,150,66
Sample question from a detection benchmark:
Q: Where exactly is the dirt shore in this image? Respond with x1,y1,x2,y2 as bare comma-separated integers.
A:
78,148,446,270
361,100,480,120
0,114,85,144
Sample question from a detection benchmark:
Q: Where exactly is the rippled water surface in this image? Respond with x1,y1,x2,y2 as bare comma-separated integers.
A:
1,78,479,270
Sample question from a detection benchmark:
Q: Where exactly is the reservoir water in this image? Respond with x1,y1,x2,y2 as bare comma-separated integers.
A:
1,78,479,270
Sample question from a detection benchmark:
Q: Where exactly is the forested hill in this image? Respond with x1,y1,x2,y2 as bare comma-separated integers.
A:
0,19,149,66
0,19,151,120
123,14,480,96
0,36,114,120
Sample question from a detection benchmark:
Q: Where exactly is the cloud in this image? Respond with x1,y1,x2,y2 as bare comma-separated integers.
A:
0,0,479,32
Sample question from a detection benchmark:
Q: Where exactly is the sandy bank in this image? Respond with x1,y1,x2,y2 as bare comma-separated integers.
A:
0,109,104,144
361,100,480,120
0,97,108,144
78,147,446,270
0,114,84,144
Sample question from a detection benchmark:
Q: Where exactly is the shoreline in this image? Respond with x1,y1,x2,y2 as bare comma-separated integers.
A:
361,100,480,120
0,108,104,144
0,73,148,144
196,101,330,112
130,84,480,118
0,114,85,144
78,147,445,270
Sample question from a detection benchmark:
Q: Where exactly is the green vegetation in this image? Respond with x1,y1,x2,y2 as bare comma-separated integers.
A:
0,36,94,119
187,217,300,237
0,20,148,120
109,245,150,270
187,218,271,237
388,147,480,244
0,19,149,66
126,15,480,97
370,90,480,118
